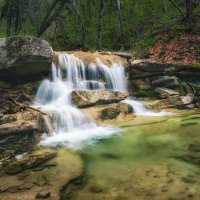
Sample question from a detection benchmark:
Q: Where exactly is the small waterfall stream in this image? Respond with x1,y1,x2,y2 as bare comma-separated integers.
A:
34,53,126,148
34,53,167,148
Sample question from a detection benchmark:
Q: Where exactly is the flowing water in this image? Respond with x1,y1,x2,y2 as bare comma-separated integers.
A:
68,112,200,200
34,53,168,148
122,98,171,116
31,53,200,199
34,53,128,148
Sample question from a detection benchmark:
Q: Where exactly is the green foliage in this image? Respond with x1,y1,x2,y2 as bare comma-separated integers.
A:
0,0,199,50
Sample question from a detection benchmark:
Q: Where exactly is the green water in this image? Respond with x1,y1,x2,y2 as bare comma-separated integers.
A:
72,112,200,200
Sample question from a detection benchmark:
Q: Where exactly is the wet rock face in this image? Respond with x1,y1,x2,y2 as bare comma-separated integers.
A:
72,90,128,108
100,103,132,120
0,37,53,83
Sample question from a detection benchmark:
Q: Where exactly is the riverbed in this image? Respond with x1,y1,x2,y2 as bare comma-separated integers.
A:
67,111,200,200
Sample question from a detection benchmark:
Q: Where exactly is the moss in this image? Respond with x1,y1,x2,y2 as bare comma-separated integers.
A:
134,89,158,98
169,63,200,69
5,37,28,58
32,81,41,91
190,63,200,68
6,37,33,57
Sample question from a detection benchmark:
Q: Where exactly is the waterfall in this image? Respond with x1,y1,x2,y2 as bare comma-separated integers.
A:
33,53,126,148
33,53,169,148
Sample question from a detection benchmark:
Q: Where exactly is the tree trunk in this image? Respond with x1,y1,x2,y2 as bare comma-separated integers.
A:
37,0,69,37
185,0,197,24
168,0,188,22
97,0,105,50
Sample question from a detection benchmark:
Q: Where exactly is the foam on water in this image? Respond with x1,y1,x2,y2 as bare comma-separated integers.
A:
122,99,172,117
40,126,119,149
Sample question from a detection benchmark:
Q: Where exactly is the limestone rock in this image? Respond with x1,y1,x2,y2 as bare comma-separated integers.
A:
72,90,128,107
0,121,37,136
4,149,57,174
100,103,132,120
129,59,200,80
151,76,179,88
128,59,167,79
181,94,194,105
0,37,53,83
0,111,47,161
155,87,179,98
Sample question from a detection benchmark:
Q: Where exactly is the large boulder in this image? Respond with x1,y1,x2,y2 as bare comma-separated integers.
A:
72,90,128,107
0,37,53,83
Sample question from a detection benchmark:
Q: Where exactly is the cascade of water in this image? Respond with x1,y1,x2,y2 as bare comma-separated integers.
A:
122,98,171,116
33,52,169,148
34,53,128,148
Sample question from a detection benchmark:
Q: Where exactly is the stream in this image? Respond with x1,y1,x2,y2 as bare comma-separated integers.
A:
67,113,200,200
33,53,200,199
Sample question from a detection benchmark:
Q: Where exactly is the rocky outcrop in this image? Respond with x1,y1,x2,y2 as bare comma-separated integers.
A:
128,59,200,80
0,37,53,83
128,59,200,106
72,90,128,108
0,111,48,161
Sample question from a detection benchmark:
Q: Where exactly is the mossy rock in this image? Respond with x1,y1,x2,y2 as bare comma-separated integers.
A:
0,36,53,83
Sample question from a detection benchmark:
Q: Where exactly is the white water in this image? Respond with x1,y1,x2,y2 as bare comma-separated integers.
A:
122,98,171,117
34,53,170,148
34,53,125,148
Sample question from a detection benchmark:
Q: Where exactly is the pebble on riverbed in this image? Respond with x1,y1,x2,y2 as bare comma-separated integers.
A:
36,191,51,198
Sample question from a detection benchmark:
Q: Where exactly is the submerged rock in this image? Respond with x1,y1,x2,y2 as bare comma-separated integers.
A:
0,149,84,200
72,90,128,107
4,149,56,174
0,37,53,83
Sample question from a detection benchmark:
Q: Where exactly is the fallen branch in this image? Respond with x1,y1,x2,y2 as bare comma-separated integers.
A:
10,99,47,115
